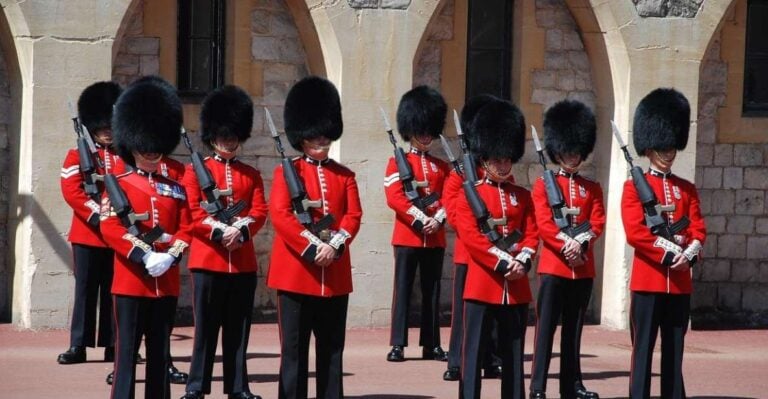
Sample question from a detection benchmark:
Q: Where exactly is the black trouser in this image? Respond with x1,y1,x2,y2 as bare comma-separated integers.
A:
186,271,257,395
389,246,444,348
629,292,690,399
530,274,593,397
447,264,500,371
70,244,114,348
111,295,176,399
460,300,528,399
277,291,348,399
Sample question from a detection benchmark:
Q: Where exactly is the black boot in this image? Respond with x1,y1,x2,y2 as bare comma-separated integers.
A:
575,386,599,399
529,391,546,399
422,346,448,361
443,367,459,381
169,364,189,384
57,346,86,364
387,345,405,362
483,364,502,379
106,371,113,385
180,391,204,399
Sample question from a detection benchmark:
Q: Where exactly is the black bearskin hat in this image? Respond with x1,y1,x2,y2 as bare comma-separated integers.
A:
543,99,596,163
396,85,447,141
459,94,499,149
633,88,690,156
469,99,526,162
200,85,254,147
78,81,122,134
284,76,343,152
112,77,182,167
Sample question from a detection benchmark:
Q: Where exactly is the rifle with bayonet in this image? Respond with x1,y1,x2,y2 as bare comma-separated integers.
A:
104,174,165,245
180,128,246,225
439,134,520,251
266,108,335,243
67,100,104,203
453,109,479,183
380,107,439,212
611,121,689,241
530,125,592,239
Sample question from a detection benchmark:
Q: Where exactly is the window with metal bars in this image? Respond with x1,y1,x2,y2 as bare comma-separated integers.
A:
744,0,768,116
465,0,513,101
177,0,225,100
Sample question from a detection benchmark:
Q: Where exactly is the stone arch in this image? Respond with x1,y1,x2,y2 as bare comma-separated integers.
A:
0,7,25,322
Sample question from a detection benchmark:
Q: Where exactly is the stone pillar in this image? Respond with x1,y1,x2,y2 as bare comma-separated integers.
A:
2,0,130,328
307,0,440,327
590,0,734,329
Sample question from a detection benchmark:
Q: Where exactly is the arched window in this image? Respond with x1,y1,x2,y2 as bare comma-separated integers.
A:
743,0,768,116
177,0,226,99
465,0,513,101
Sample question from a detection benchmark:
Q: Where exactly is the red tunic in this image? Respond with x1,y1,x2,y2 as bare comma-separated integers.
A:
621,170,706,294
181,155,268,273
100,169,193,298
60,145,125,247
267,156,363,297
452,178,539,305
384,149,451,248
532,171,606,279
157,157,186,181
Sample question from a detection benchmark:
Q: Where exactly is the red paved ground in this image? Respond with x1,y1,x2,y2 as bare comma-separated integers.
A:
0,324,765,398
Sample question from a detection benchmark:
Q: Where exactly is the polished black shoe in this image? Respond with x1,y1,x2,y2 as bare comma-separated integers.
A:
180,391,205,399
386,345,405,362
529,391,546,399
575,387,599,399
422,346,448,361
169,365,189,384
106,371,113,385
228,392,261,399
104,346,115,362
483,364,502,379
57,346,86,364
442,367,459,381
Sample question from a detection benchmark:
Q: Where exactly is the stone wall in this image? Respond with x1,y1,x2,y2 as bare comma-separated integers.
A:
112,0,159,87
244,0,310,321
413,0,453,89
0,45,9,321
693,29,768,328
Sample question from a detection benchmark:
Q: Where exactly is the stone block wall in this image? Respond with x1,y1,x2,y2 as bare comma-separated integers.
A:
0,46,9,321
413,0,453,89
693,29,768,328
112,0,158,87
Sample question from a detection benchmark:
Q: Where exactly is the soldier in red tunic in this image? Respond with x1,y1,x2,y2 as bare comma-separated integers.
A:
180,86,267,399
443,94,504,381
101,78,193,399
58,81,123,365
384,86,451,362
266,76,363,399
529,100,605,399
621,88,706,399
451,99,538,399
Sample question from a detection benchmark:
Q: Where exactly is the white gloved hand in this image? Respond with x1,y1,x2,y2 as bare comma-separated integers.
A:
142,250,158,265
145,253,175,277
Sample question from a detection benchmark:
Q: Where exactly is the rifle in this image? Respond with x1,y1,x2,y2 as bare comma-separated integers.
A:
611,120,689,240
104,173,165,245
67,100,104,201
266,108,334,238
452,109,479,183
379,107,439,211
530,125,592,239
439,133,520,251
180,128,246,225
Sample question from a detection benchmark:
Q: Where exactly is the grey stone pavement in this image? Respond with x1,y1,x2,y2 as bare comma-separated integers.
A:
0,323,766,398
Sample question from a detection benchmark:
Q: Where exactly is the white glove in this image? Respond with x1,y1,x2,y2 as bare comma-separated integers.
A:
141,250,158,265
145,252,175,277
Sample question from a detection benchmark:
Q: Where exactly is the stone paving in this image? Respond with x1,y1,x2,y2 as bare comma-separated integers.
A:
0,324,765,398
